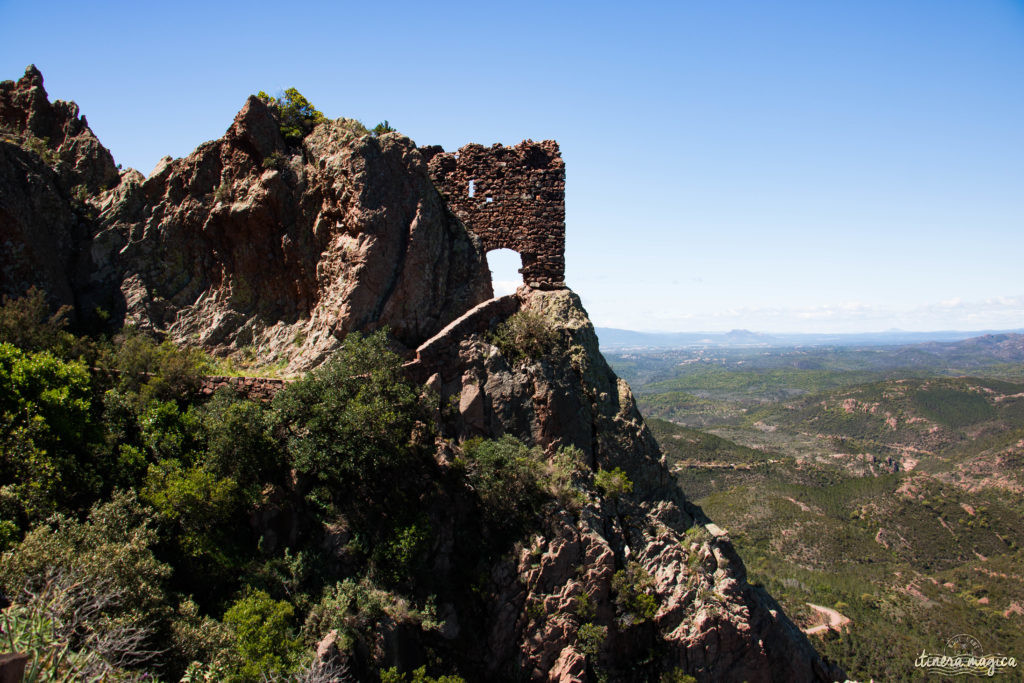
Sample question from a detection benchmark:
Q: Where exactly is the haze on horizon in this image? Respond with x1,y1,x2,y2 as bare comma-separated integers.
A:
3,0,1021,335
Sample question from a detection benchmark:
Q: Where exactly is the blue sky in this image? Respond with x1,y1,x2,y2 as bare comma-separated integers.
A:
2,0,1022,333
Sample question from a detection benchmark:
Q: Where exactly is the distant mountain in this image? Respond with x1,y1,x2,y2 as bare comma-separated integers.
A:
916,332,1024,363
595,328,780,349
596,327,1024,351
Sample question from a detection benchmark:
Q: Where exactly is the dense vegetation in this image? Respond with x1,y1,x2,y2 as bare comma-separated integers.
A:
0,290,581,681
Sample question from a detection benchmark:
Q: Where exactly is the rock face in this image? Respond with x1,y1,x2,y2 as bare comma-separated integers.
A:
410,288,844,681
91,95,493,369
0,66,844,681
2,66,492,369
0,66,119,312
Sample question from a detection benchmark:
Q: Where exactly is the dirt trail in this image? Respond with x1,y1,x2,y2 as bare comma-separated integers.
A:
802,603,851,635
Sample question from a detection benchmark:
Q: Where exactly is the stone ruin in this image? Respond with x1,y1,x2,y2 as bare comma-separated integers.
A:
423,140,565,290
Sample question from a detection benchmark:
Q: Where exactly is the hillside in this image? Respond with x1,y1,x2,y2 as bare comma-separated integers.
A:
0,66,841,682
629,340,1024,680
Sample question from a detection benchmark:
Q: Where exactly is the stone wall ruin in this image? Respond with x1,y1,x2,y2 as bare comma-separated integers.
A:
424,140,565,289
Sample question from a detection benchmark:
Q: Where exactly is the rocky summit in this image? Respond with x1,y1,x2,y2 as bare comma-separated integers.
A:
0,66,844,681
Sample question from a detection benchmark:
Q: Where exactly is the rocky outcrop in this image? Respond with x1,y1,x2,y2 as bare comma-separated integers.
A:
90,95,492,370
1,66,492,370
0,65,119,194
417,287,844,681
0,66,119,311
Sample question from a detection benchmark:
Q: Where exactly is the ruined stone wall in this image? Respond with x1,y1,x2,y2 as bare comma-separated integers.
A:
424,140,565,289
199,375,289,401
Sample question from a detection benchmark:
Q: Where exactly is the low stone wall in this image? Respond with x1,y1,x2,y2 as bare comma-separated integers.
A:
199,375,289,401
404,292,521,384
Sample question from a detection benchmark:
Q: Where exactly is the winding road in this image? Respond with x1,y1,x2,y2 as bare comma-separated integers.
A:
802,603,852,635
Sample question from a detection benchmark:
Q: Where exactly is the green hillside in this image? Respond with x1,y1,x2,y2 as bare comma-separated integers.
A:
639,344,1024,681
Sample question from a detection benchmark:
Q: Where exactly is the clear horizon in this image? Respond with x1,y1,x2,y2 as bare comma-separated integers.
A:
593,324,1024,336
3,0,1021,334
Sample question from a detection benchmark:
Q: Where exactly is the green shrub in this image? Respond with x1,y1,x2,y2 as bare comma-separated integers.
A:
201,393,282,494
373,120,396,135
573,590,596,620
611,561,658,626
0,491,171,628
141,460,242,562
271,330,423,499
302,577,439,662
213,180,231,203
373,518,432,586
546,444,589,508
139,400,203,463
380,666,465,682
594,467,633,501
576,621,606,657
0,287,76,354
256,88,328,145
261,151,285,169
171,598,236,677
490,309,560,362
223,589,303,681
0,343,99,518
461,435,548,544
113,331,211,405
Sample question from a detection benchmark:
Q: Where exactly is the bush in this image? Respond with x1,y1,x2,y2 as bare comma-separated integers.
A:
372,518,432,587
302,577,438,649
138,400,203,463
490,310,560,362
257,88,328,145
223,589,303,681
594,467,633,501
201,393,282,494
113,331,211,406
576,621,606,657
461,435,548,544
0,343,99,519
611,561,658,627
261,151,285,170
271,330,423,499
0,287,75,354
380,666,465,683
0,491,171,632
141,460,242,561
171,598,236,677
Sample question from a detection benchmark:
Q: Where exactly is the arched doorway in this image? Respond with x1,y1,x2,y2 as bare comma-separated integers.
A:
486,248,523,297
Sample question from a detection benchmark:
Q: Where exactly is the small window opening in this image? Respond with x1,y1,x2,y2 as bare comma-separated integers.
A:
486,248,523,297
468,179,476,198
485,196,494,203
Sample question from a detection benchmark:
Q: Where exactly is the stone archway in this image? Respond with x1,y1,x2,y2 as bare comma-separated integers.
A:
423,140,566,289
486,248,524,297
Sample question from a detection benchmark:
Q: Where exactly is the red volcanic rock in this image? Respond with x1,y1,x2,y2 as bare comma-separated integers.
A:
0,66,120,310
0,65,119,193
90,97,493,370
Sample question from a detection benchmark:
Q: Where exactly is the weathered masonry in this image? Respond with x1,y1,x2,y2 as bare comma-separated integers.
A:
423,140,566,289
